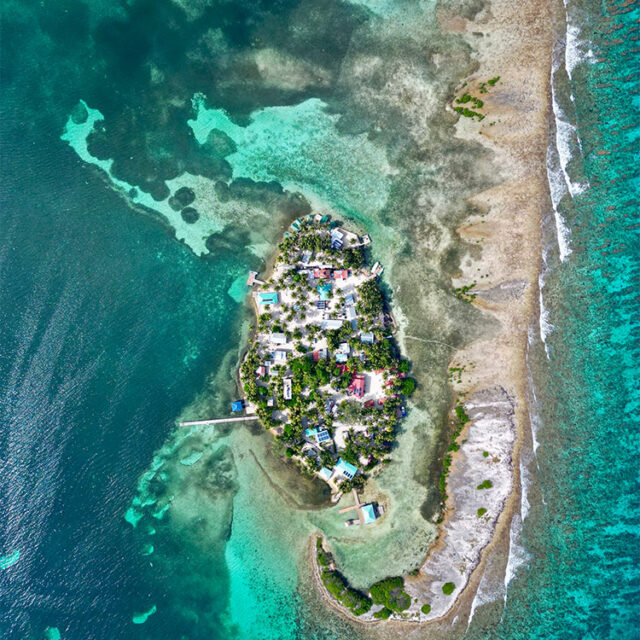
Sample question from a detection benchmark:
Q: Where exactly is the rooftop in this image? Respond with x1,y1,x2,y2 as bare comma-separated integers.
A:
335,458,358,479
362,503,377,524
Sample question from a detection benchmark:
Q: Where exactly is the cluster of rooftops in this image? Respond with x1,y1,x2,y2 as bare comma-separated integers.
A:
239,213,403,519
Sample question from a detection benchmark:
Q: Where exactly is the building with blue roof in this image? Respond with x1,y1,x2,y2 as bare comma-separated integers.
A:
318,467,333,481
231,400,243,412
361,504,378,524
321,319,343,330
360,331,375,344
305,428,331,444
334,458,358,480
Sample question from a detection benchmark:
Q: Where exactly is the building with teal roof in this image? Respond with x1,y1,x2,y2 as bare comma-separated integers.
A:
335,458,357,480
361,504,378,524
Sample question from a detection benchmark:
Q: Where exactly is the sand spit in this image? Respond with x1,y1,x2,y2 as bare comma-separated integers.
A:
310,0,551,623
407,0,552,626
405,387,517,620
314,0,553,629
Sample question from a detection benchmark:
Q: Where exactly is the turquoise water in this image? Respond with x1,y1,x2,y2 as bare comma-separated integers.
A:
1,0,638,638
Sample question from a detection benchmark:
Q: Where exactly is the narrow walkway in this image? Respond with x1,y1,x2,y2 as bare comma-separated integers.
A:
337,489,366,525
179,416,258,427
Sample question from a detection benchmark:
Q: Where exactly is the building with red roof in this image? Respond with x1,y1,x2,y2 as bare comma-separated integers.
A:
349,374,366,398
314,268,331,279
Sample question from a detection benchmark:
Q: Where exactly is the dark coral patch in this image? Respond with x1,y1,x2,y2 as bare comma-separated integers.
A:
180,207,199,224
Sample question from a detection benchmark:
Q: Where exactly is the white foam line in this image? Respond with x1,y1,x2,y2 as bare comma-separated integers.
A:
502,512,529,612
563,0,598,82
545,138,573,262
537,248,554,355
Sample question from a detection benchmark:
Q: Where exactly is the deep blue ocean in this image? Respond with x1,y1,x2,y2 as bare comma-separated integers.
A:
1,0,638,639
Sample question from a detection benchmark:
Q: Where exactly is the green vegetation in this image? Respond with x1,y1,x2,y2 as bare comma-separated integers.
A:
343,247,364,269
477,480,493,490
442,582,456,596
400,377,416,396
321,569,372,616
483,451,489,458
369,576,411,612
455,93,484,109
448,365,466,384
453,106,484,121
356,279,384,317
453,282,477,303
316,537,333,567
479,76,501,94
373,607,392,620
421,604,431,615
477,507,488,517
439,403,471,500
399,359,410,373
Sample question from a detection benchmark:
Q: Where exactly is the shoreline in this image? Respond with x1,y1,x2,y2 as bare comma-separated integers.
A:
407,0,552,623
306,0,552,627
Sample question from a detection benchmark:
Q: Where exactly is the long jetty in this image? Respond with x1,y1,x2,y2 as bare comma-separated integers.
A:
179,416,258,427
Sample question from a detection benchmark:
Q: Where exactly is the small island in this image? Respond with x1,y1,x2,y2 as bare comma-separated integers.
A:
241,214,415,498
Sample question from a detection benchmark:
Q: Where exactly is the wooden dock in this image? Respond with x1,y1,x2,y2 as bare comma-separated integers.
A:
338,489,366,526
179,416,258,427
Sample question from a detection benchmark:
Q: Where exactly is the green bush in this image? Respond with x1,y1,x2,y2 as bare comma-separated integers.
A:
321,570,346,598
455,405,470,424
369,577,411,612
400,377,416,396
317,549,332,567
482,451,489,458
373,607,392,620
476,480,493,490
338,588,372,616
320,569,371,615
442,582,455,595
421,604,431,614
477,507,487,517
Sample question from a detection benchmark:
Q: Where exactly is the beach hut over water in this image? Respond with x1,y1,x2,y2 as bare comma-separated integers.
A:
361,504,378,524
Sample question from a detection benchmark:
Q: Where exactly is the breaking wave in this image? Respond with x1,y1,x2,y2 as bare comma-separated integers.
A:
546,2,594,263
